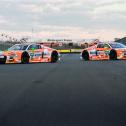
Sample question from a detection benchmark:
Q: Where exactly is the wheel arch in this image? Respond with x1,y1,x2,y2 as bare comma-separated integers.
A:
21,51,30,63
51,50,59,63
21,51,30,57
109,49,117,60
82,50,89,60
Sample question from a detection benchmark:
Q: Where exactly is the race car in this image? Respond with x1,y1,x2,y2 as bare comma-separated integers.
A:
81,42,126,60
0,43,60,64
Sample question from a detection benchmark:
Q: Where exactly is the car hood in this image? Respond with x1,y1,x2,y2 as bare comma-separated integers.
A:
2,50,23,56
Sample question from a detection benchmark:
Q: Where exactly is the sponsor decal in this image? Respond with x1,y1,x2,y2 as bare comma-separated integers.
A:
34,53,42,57
30,53,34,57
104,50,110,55
90,50,96,55
30,53,34,59
30,52,42,58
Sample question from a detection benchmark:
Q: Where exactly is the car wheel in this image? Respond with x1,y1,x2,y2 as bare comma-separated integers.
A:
21,52,30,64
109,50,117,60
0,56,6,64
51,51,59,63
82,51,89,61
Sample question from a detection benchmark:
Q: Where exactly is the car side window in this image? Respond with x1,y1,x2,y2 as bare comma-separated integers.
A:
97,44,104,48
38,45,42,49
28,45,40,50
104,44,110,48
28,45,33,50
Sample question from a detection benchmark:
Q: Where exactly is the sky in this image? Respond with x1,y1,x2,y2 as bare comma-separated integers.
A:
0,0,126,41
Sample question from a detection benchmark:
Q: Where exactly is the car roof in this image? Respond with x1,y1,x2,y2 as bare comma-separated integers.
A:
98,42,121,45
14,43,40,46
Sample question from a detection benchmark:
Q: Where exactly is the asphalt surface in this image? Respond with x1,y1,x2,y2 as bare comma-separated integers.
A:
0,54,126,126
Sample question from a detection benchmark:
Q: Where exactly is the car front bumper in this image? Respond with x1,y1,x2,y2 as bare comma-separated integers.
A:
0,55,6,63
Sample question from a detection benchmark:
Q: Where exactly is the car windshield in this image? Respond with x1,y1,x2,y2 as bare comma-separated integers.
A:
109,43,126,48
8,45,28,51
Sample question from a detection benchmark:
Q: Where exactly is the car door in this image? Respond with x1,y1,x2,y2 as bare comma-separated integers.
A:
96,44,111,59
27,44,42,61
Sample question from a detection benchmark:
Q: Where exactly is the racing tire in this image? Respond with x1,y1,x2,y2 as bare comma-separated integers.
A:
109,50,117,60
0,56,7,64
82,51,89,61
51,51,59,63
21,52,30,64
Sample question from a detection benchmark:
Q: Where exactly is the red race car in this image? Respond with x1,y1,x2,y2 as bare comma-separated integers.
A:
0,43,60,64
81,42,126,60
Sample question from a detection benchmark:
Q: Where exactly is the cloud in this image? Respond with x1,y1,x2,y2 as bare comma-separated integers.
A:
0,16,7,24
0,0,126,41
